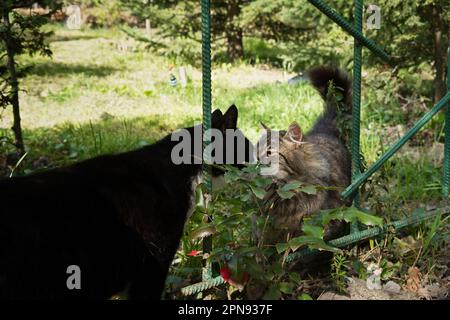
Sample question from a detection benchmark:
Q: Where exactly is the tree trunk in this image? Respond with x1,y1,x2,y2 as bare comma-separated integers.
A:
225,1,244,60
430,5,446,104
2,8,25,155
226,28,244,60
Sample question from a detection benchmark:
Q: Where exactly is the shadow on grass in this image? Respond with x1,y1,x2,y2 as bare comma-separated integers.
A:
26,61,121,78
50,33,102,42
2,113,201,177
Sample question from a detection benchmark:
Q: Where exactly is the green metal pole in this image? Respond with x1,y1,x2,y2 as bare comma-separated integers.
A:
307,0,389,62
285,207,449,264
201,0,212,282
351,0,363,233
342,92,450,199
443,42,450,198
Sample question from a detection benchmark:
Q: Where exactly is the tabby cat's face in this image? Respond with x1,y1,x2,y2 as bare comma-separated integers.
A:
256,123,310,180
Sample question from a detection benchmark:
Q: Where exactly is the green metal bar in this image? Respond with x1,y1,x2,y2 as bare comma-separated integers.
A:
342,92,450,199
443,42,450,198
181,275,225,297
307,0,390,62
286,207,449,264
351,0,363,233
201,0,212,282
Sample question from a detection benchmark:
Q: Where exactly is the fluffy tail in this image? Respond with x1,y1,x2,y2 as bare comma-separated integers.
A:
306,66,352,138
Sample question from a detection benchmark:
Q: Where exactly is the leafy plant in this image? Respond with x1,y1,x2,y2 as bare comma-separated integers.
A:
167,162,385,299
331,253,349,293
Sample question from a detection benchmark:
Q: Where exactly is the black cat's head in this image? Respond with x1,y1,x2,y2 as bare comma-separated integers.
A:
210,105,254,182
170,105,253,188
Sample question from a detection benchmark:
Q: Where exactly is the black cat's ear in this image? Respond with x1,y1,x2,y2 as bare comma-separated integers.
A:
223,104,238,129
211,109,223,128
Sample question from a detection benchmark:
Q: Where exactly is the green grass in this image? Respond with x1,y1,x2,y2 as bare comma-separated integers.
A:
0,26,446,215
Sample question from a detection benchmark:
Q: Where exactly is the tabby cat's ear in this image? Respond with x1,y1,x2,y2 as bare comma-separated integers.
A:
223,104,238,129
286,122,303,143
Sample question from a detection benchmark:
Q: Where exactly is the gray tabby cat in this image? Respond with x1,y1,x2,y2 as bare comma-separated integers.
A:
258,66,353,246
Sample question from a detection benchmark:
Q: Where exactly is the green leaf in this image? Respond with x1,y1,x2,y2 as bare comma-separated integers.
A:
240,192,251,202
297,293,313,300
270,261,283,276
348,209,383,226
278,282,294,294
287,236,313,252
262,284,282,300
216,213,245,228
224,169,240,183
299,185,317,195
195,185,205,210
242,165,259,174
279,182,316,197
228,255,239,275
249,185,266,199
287,235,342,253
190,224,216,240
275,242,290,254
302,224,324,239
334,91,344,102
322,207,383,227
288,272,302,285
254,176,272,188
277,189,295,199
244,258,264,275
281,181,302,192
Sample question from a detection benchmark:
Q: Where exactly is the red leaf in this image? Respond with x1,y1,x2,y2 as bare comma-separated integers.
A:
220,266,232,282
187,250,200,257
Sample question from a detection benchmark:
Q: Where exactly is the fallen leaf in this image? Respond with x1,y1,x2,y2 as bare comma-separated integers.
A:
403,266,422,293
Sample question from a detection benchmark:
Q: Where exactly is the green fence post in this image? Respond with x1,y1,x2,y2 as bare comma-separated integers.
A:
351,0,363,233
443,42,450,198
201,0,212,282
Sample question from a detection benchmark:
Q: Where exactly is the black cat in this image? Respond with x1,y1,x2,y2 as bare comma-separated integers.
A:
0,105,251,299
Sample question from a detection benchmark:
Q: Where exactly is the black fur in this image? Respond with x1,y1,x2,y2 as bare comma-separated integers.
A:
0,105,249,299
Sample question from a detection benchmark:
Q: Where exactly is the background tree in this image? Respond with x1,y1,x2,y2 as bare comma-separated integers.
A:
361,0,449,103
121,0,322,62
0,0,61,155
120,0,252,61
